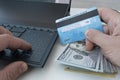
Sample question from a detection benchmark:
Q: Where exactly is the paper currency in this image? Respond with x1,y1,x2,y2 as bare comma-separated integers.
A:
57,42,118,73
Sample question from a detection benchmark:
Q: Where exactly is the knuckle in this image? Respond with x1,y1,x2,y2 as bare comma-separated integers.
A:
2,34,12,47
3,34,11,39
0,70,15,80
3,34,12,41
4,71,14,80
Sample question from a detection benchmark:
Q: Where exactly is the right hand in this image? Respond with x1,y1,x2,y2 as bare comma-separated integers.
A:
85,8,120,67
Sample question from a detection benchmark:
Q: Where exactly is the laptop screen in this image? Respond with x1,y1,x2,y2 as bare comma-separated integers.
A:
0,0,71,29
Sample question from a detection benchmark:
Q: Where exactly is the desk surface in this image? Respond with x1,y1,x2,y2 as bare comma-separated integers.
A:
19,8,120,80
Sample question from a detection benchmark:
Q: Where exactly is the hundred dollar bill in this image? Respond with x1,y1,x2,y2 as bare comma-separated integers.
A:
57,42,118,73
57,42,101,72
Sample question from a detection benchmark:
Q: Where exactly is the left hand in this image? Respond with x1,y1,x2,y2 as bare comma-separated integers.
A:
0,26,31,80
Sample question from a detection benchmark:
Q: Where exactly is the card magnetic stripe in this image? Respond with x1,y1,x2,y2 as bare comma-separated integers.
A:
57,9,98,27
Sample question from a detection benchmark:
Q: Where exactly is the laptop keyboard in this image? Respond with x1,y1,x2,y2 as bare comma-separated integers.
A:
0,24,57,67
3,24,55,37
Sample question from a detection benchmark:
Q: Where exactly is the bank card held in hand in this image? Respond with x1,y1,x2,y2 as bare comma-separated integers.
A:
56,7,103,45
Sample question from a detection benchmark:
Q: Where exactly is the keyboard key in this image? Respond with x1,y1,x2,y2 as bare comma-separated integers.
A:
11,27,26,33
2,25,12,30
21,50,32,58
1,49,15,58
6,26,12,30
12,32,22,37
1,24,12,30
12,49,32,58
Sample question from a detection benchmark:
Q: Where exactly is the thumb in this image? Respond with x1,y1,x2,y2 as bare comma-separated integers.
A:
85,29,111,48
0,61,28,80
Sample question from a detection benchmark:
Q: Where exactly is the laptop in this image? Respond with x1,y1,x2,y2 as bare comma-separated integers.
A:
0,0,71,67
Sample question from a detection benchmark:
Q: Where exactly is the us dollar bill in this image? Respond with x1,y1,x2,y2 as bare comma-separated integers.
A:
57,42,118,73
57,42,101,72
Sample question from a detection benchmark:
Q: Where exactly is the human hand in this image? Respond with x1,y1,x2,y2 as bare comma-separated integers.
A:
85,8,120,67
0,27,31,80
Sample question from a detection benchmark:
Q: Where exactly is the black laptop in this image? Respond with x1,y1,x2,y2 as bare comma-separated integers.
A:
0,0,71,67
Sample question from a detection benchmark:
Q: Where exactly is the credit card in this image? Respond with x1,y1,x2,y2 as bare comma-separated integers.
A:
56,7,103,45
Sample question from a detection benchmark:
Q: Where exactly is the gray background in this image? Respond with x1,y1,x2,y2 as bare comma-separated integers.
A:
17,0,120,10
71,0,120,10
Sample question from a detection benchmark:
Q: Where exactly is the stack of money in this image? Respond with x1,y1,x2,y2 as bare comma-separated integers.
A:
57,42,118,74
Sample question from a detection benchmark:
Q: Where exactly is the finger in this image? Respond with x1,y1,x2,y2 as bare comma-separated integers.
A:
85,29,111,48
98,8,120,35
0,26,12,35
0,61,28,80
85,39,94,51
112,26,120,36
103,25,109,34
0,34,31,51
98,8,120,23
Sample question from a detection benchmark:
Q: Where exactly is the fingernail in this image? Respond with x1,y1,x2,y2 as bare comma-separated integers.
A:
85,30,90,38
20,63,28,73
